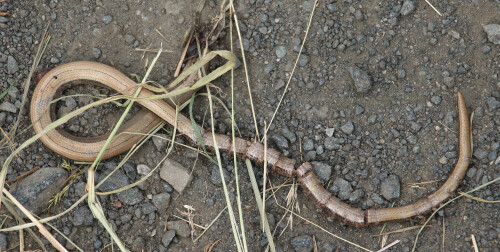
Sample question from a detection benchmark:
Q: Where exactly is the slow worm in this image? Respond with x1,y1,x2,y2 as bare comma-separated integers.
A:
30,61,471,226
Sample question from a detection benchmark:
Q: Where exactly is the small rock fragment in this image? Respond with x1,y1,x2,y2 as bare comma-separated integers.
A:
311,162,332,182
272,134,289,150
400,0,416,16
290,235,313,252
10,168,67,216
297,54,310,67
341,121,355,135
7,56,19,74
347,66,372,93
210,165,230,185
484,24,500,45
137,164,152,176
160,159,192,193
380,175,401,200
275,45,287,58
72,206,94,226
152,133,169,151
329,178,353,201
325,128,335,137
168,220,191,238
162,230,176,248
99,170,144,205
152,193,171,213
0,102,18,113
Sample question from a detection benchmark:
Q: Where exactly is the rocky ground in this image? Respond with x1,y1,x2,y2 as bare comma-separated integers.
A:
0,0,499,251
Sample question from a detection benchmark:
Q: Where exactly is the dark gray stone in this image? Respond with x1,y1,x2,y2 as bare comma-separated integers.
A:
153,133,169,151
72,206,94,226
400,0,416,16
141,202,157,215
281,128,297,143
0,102,17,113
311,162,332,182
484,24,500,45
341,121,355,134
152,192,171,213
349,189,365,203
210,165,229,185
303,138,314,151
487,97,499,111
329,178,353,201
272,134,289,150
99,170,144,205
10,168,67,216
290,235,313,252
380,175,401,200
168,220,191,238
347,66,372,93
7,56,18,74
297,54,310,67
162,230,176,248
0,233,7,250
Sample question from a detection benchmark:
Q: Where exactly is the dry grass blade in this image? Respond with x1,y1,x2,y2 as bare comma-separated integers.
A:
203,239,221,252
207,85,245,252
230,2,260,141
6,24,51,143
193,206,227,243
245,159,276,252
411,175,500,252
376,240,400,252
264,0,318,136
459,192,500,203
275,202,372,252
471,234,479,252
2,199,47,252
424,0,443,16
228,5,248,250
372,225,432,237
3,189,67,251
261,121,268,231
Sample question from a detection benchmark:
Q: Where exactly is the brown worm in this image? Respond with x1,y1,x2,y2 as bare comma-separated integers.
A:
30,61,471,226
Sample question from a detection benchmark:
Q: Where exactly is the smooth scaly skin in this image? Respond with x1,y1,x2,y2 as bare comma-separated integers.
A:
31,61,471,226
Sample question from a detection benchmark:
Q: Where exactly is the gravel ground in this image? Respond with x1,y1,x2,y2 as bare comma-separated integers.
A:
0,0,499,251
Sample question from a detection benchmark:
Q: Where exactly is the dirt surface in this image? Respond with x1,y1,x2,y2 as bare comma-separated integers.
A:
1,0,499,251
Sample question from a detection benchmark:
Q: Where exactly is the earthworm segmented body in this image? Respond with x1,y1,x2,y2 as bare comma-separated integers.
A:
31,61,471,226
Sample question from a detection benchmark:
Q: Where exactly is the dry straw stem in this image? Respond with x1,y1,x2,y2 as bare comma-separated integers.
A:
228,4,248,250
230,2,260,141
85,48,165,252
6,24,51,143
206,84,246,252
3,189,67,252
471,234,479,252
275,202,372,252
411,175,500,252
264,0,318,137
245,159,276,252
424,0,443,16
2,199,47,251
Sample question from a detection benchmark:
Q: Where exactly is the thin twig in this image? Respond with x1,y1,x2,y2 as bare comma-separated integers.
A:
264,0,319,137
471,234,479,252
424,0,442,16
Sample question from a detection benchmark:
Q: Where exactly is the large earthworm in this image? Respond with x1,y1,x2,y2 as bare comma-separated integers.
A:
31,61,471,226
